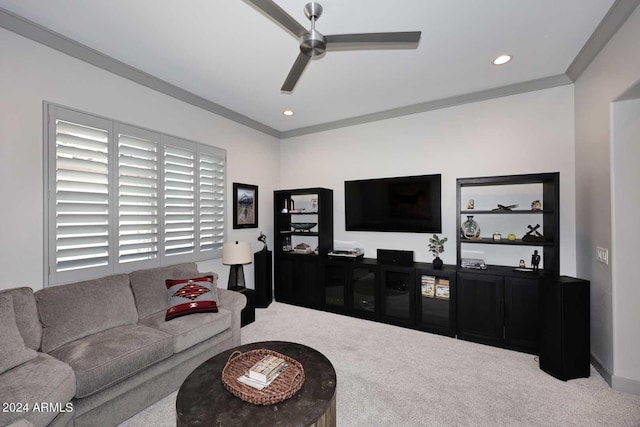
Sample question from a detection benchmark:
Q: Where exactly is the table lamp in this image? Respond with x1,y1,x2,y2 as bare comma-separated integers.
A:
222,241,252,290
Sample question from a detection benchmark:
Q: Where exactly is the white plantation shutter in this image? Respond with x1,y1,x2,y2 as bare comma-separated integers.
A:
51,115,111,278
198,148,225,256
117,126,160,265
163,141,196,258
45,104,226,285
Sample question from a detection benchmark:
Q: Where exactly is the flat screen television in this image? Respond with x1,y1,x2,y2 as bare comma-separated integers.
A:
345,174,442,233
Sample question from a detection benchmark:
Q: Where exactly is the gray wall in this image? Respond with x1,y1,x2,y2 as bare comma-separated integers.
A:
575,5,640,392
611,96,640,391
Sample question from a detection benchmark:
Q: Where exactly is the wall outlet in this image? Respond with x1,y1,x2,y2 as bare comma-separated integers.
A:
596,246,609,265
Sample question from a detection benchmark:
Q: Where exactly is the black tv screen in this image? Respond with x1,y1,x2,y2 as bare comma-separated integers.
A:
345,174,442,233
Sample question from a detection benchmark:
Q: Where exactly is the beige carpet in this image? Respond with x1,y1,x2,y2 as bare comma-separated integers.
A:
120,302,640,426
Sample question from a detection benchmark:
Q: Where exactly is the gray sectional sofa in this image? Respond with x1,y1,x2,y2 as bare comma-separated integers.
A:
0,263,246,427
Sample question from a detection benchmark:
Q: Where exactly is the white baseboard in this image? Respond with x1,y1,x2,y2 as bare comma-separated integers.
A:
612,375,640,395
591,353,640,395
591,353,612,385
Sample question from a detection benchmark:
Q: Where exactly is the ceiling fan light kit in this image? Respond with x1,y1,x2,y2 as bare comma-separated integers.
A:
248,0,422,92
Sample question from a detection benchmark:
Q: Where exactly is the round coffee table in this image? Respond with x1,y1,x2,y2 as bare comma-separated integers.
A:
176,341,336,427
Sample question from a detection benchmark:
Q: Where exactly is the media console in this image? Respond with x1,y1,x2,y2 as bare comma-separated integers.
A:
274,177,590,380
278,254,589,378
287,256,458,338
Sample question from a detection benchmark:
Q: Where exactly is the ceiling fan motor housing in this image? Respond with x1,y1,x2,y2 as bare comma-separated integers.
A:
300,29,326,56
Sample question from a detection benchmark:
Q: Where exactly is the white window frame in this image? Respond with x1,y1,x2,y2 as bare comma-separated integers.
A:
44,103,226,286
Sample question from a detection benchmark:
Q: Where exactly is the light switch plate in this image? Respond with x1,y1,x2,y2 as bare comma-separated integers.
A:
596,247,609,265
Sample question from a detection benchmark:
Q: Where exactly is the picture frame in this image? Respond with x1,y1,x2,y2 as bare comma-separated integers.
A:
233,183,258,229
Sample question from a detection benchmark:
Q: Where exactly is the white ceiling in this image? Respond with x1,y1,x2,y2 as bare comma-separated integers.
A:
0,0,626,136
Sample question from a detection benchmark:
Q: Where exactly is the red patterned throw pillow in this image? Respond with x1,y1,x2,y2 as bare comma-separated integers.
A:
165,275,219,321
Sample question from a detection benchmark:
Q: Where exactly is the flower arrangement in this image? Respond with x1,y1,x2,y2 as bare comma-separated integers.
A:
428,234,448,258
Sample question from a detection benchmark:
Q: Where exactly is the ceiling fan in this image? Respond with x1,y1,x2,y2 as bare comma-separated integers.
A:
246,0,422,92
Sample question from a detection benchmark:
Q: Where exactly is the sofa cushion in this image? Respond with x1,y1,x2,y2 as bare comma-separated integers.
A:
0,294,38,374
0,288,42,351
129,263,200,319
165,275,219,320
140,307,231,353
35,274,138,353
49,324,173,398
0,352,76,427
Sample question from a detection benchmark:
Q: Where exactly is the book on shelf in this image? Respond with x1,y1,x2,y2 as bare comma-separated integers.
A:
292,242,314,254
421,275,436,298
435,283,450,299
248,355,287,383
293,247,314,254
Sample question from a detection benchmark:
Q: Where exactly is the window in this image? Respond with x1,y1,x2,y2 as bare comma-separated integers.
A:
45,104,226,285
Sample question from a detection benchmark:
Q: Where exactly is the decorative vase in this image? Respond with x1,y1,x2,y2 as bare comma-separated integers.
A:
433,256,443,269
462,215,480,239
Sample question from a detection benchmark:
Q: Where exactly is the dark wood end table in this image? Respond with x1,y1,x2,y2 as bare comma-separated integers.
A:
228,287,255,327
176,341,336,427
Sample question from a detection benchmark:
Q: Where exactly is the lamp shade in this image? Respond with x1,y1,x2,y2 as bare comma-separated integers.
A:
222,241,252,265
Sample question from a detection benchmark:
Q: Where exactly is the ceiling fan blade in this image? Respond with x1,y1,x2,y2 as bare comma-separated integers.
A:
326,31,421,49
281,52,311,92
245,0,307,39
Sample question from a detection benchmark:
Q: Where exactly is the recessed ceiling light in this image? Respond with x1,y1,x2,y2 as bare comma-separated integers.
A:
493,55,512,65
283,110,295,116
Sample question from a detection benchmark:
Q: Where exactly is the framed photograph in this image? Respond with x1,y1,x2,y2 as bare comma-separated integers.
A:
233,183,258,229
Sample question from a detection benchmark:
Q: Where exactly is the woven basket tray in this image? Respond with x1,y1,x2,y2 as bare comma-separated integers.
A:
221,349,305,405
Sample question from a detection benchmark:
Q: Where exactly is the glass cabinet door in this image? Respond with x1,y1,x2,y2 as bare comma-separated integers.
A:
324,262,346,308
352,265,376,315
419,275,450,329
381,266,414,323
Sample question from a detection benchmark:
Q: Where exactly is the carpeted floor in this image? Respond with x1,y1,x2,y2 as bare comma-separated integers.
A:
119,302,640,426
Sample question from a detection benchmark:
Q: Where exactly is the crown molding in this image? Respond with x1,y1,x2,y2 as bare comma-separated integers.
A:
0,7,280,138
614,79,640,101
280,75,572,139
565,0,640,82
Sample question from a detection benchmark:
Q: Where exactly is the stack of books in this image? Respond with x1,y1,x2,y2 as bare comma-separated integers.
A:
238,354,289,390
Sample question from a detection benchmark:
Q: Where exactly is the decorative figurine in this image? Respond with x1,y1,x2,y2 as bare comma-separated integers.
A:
523,224,544,241
531,199,542,211
258,232,268,252
507,233,517,241
492,204,518,211
531,250,541,271
467,199,475,210
519,259,526,268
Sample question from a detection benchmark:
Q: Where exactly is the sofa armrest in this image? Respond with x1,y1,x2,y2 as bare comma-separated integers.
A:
217,289,247,347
